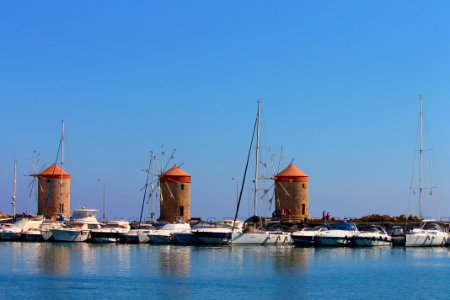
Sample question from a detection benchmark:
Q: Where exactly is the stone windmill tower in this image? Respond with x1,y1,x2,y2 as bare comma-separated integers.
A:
31,121,70,219
32,164,71,219
158,165,191,223
273,163,309,220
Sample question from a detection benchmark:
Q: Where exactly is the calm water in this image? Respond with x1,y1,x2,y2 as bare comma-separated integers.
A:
1,242,449,299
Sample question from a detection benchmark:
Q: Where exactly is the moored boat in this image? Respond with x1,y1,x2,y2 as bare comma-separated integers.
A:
90,220,131,243
315,222,358,246
353,225,391,246
231,230,292,245
148,222,191,244
173,222,215,245
51,207,100,242
0,219,42,241
387,225,405,246
405,222,447,247
195,219,243,245
291,226,327,246
121,223,154,243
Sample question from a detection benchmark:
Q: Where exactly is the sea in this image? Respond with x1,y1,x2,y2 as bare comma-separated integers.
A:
0,242,449,300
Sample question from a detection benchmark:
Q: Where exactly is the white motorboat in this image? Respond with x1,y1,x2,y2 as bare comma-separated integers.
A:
172,222,215,245
353,225,391,246
405,222,447,247
148,222,191,244
0,219,42,241
231,229,292,245
291,226,328,246
121,228,151,243
120,223,154,243
195,219,243,245
388,225,405,246
90,220,131,243
315,222,358,246
51,207,101,242
21,220,64,242
22,227,44,242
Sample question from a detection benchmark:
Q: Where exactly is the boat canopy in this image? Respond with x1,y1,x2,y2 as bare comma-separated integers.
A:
330,222,357,231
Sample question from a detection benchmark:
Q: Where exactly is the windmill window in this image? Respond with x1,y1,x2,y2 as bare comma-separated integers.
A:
179,206,184,217
302,204,306,215
181,184,185,190
302,184,305,188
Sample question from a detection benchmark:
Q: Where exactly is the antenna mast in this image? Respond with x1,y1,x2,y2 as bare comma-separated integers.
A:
253,98,261,217
419,96,423,219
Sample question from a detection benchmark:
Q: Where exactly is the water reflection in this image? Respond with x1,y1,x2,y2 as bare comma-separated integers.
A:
6,242,137,276
158,245,191,277
273,246,310,274
36,243,71,275
2,242,450,299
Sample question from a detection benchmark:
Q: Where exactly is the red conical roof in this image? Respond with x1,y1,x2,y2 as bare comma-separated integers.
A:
33,163,71,179
160,165,191,183
274,163,308,182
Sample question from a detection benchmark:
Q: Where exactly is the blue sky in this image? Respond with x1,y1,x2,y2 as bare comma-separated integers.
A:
1,1,450,220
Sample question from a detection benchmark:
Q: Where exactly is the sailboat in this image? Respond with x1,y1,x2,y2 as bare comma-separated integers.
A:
0,161,44,241
404,96,447,247
230,99,292,245
22,121,68,242
121,152,157,243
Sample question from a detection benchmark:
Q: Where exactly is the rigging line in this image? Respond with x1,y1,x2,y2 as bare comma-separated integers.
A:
277,146,284,174
163,149,176,172
233,116,258,230
407,109,421,218
43,139,62,219
431,148,449,217
139,153,153,227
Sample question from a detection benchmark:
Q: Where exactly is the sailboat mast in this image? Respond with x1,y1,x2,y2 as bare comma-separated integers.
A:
419,95,423,219
12,160,17,220
61,120,65,167
253,98,261,216
150,152,156,221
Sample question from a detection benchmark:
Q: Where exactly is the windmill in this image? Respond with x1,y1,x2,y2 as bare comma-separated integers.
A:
156,145,191,223
139,146,190,224
259,146,290,216
138,150,162,225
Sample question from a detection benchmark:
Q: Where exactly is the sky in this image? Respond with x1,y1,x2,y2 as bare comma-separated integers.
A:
1,1,450,221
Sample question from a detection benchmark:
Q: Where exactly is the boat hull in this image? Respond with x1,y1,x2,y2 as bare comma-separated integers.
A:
51,229,90,242
315,236,353,246
173,232,197,245
231,232,292,245
291,235,316,246
22,231,44,242
148,234,173,244
90,232,122,243
0,231,21,241
121,230,151,243
405,233,446,247
353,236,391,247
195,232,231,245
